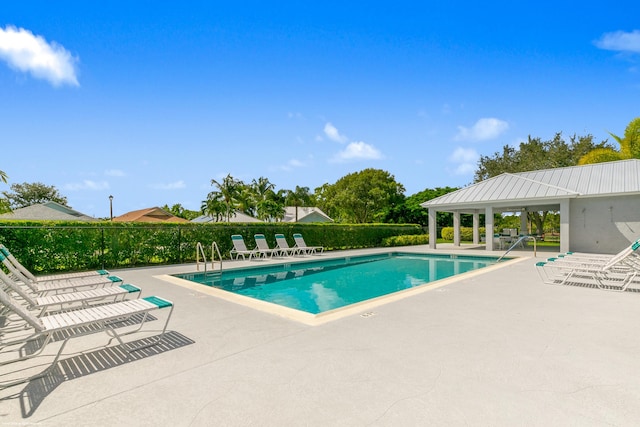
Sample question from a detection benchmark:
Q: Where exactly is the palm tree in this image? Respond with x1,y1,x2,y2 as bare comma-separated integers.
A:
210,174,241,222
235,185,256,217
578,117,640,164
285,186,311,222
200,196,226,222
252,177,275,201
0,169,8,213
257,199,285,222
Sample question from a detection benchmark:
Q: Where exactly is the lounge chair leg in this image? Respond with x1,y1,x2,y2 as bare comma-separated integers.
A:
123,305,174,352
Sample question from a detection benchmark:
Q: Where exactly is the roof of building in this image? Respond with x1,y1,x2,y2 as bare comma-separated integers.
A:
0,201,97,221
112,207,190,223
282,206,333,223
422,159,640,210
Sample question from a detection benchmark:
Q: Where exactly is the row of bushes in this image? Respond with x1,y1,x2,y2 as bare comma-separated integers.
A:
382,234,429,247
440,227,487,241
0,221,423,274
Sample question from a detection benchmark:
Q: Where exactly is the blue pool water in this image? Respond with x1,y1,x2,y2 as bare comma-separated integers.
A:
175,252,499,314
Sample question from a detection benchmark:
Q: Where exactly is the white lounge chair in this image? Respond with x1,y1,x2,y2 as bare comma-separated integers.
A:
553,238,640,266
274,234,300,256
536,239,640,291
254,234,278,258
229,235,260,260
0,286,174,388
0,268,141,317
0,244,110,283
292,233,323,255
0,250,122,294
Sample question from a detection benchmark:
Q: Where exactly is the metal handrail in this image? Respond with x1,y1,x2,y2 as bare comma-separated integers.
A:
196,242,207,272
196,241,223,273
211,241,222,273
497,235,537,262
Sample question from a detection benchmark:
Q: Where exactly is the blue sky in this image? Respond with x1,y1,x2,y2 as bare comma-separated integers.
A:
1,2,639,218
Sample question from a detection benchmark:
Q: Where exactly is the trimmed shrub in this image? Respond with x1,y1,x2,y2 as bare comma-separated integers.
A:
381,234,429,247
440,227,485,241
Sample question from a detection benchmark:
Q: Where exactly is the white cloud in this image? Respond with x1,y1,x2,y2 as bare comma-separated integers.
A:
277,158,307,171
105,169,126,177
332,141,383,162
455,118,509,142
64,180,110,191
595,30,640,53
150,180,186,190
448,147,479,175
0,26,79,86
324,122,348,143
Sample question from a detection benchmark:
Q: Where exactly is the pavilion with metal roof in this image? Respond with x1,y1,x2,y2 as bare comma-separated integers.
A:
421,159,640,254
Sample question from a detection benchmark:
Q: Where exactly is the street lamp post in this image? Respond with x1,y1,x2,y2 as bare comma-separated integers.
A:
109,195,113,221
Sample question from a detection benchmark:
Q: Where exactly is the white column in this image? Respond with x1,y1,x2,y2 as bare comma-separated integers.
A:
473,212,480,244
485,206,494,251
560,199,570,253
428,208,437,249
453,211,461,247
520,210,528,235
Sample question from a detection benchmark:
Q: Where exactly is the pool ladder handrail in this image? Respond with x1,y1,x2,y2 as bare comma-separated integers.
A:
497,235,537,262
196,241,223,273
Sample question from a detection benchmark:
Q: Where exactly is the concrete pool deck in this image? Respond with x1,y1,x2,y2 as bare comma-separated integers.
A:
2,244,640,426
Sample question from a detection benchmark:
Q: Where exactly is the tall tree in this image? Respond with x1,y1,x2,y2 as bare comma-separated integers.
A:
0,169,9,213
3,182,68,209
251,177,275,201
256,199,285,222
475,133,611,182
384,187,460,226
285,186,312,222
200,195,227,222
578,117,640,164
474,133,611,232
162,203,200,220
208,174,241,222
235,184,256,217
316,169,405,223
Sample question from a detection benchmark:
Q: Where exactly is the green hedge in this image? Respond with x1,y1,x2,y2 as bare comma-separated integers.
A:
0,221,423,274
440,227,486,241
381,234,429,247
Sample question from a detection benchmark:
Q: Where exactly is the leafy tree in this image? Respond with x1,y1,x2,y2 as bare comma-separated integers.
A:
256,199,285,222
162,203,200,220
475,133,610,232
0,170,9,213
315,169,405,223
235,185,256,217
385,187,460,226
475,133,611,182
3,182,68,209
251,177,275,201
207,174,242,222
313,182,336,219
578,117,640,164
250,177,288,221
200,195,227,222
284,186,312,222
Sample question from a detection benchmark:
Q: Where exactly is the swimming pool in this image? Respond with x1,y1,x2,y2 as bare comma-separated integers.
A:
174,252,500,315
